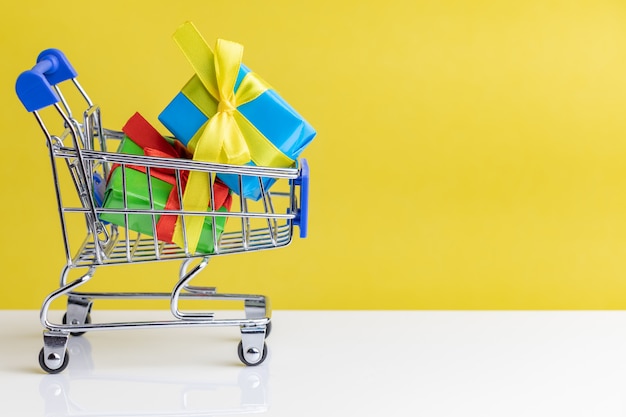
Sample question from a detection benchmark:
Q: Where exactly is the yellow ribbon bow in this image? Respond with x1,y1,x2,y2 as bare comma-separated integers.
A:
170,22,293,253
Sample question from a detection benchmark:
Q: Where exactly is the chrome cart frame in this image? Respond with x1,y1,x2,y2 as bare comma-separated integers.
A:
15,48,309,373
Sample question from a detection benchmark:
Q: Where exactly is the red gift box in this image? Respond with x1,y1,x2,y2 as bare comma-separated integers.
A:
101,112,232,251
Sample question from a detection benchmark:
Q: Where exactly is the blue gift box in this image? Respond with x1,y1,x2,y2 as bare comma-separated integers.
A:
159,63,316,201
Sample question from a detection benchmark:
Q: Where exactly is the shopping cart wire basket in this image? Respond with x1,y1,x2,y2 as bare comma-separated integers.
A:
15,48,310,373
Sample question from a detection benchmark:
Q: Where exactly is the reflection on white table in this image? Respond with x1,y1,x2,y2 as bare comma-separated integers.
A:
40,335,269,416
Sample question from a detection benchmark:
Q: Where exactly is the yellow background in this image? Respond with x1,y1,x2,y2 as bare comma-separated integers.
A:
2,0,626,310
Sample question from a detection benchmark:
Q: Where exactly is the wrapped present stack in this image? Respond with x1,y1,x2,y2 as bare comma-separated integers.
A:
99,21,316,255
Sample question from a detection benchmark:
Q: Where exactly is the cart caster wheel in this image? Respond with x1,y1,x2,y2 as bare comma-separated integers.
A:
238,341,268,366
39,347,70,374
62,313,91,336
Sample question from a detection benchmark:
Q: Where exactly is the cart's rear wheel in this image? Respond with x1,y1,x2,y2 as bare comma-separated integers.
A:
62,313,91,336
237,341,268,366
265,320,272,338
39,347,69,374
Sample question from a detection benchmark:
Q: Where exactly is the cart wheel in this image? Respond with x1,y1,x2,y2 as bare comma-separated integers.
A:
62,312,91,336
39,347,70,374
237,341,268,366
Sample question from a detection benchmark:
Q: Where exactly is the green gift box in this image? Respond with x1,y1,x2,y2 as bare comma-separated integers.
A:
99,113,232,254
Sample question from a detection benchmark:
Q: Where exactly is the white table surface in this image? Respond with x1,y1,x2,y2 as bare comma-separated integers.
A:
1,309,626,416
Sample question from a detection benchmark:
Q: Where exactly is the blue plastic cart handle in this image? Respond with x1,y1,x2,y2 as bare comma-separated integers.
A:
15,48,77,112
293,158,310,238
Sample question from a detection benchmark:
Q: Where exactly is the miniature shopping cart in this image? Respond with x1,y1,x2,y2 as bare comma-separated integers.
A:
15,49,310,374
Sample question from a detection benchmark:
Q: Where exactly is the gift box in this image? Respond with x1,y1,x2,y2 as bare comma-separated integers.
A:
158,21,316,201
99,112,232,254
